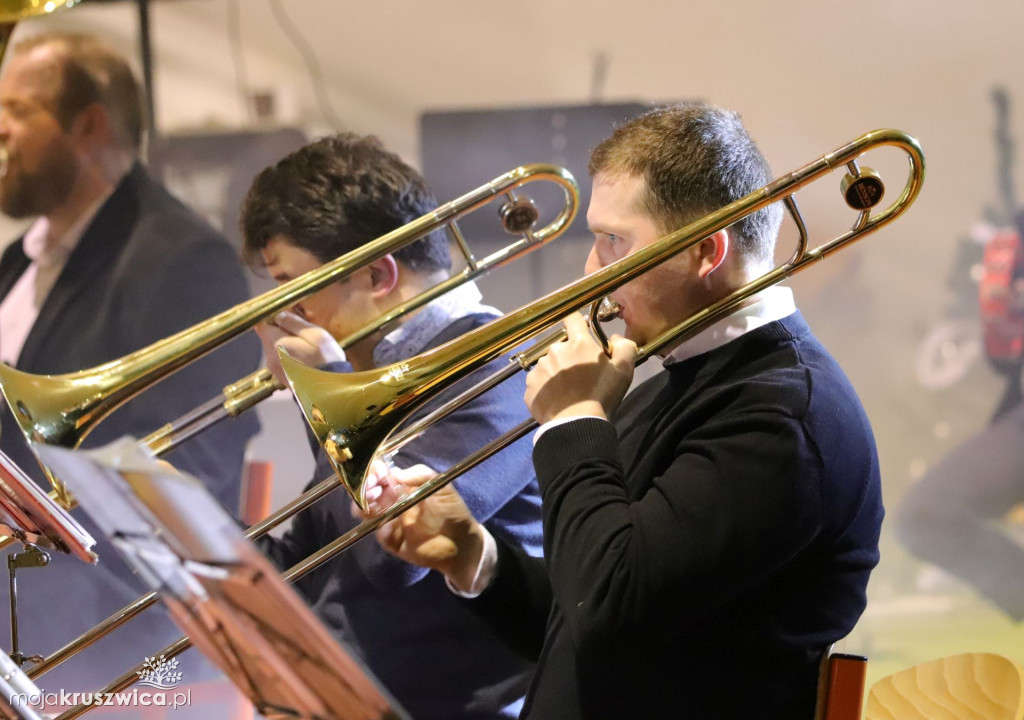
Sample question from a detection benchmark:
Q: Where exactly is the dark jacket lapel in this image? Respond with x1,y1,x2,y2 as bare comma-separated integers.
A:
16,164,145,369
0,239,30,304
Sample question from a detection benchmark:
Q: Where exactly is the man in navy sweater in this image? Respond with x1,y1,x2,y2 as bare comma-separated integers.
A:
373,103,884,719
240,133,543,720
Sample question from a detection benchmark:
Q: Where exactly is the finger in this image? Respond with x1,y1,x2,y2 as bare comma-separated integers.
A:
255,321,284,341
364,483,384,504
376,519,403,554
278,315,347,365
365,459,391,489
400,502,421,528
255,323,289,356
274,336,313,361
392,463,439,488
562,311,589,339
271,310,319,336
609,334,638,367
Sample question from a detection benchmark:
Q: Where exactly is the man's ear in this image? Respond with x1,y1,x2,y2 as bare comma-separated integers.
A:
696,228,729,280
368,255,399,297
70,102,113,153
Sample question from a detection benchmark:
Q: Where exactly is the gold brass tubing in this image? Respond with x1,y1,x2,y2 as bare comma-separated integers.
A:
0,165,578,501
22,474,344,679
280,129,924,511
25,591,159,680
54,637,192,720
48,131,925,714
380,326,567,456
51,419,535,718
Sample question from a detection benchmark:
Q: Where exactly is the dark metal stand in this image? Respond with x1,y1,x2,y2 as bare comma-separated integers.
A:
7,544,49,667
136,0,159,171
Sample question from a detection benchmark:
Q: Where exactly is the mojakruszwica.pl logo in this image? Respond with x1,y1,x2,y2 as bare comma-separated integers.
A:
137,655,184,689
10,655,192,711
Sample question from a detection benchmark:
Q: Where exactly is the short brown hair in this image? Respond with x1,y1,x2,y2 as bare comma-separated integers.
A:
240,133,451,274
589,102,782,264
14,33,145,152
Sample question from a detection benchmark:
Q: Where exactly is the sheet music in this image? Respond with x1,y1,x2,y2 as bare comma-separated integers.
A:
34,439,407,720
0,448,95,563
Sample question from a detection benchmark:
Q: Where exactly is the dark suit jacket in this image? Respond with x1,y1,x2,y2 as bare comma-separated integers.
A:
0,163,261,692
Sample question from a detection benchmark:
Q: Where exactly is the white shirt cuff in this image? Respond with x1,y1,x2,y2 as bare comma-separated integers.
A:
532,414,606,445
445,527,498,598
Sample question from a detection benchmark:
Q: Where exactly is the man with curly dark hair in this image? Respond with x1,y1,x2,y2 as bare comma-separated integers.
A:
241,133,543,720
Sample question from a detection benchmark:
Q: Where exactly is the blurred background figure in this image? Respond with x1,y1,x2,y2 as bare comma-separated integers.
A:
898,209,1024,622
898,89,1024,623
0,32,260,696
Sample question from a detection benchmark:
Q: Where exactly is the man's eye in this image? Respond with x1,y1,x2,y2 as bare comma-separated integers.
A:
607,234,619,244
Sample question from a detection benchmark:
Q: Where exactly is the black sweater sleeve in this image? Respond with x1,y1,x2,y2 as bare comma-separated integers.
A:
463,535,553,661
532,408,825,656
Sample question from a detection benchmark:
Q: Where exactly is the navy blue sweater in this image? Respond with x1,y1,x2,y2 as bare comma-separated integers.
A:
261,313,543,720
471,312,883,719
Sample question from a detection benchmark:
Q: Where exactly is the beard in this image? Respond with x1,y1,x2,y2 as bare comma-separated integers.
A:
0,144,77,219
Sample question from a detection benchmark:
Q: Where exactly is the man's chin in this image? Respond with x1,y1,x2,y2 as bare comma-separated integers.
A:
0,184,42,220
0,196,28,219
622,327,646,347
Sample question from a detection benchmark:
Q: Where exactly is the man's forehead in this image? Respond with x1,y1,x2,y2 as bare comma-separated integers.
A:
587,172,648,227
262,234,317,267
1,47,63,104
261,234,292,261
592,170,643,190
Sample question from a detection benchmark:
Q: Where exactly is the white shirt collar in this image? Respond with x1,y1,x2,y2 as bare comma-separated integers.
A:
372,281,501,367
662,285,797,366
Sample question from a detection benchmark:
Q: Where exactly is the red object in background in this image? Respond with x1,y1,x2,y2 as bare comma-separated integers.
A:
241,460,274,525
979,228,1024,369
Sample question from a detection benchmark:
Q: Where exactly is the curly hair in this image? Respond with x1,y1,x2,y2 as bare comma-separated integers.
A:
240,133,450,275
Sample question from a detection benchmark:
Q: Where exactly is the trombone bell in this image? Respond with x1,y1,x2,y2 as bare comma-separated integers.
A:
0,0,81,23
278,349,436,511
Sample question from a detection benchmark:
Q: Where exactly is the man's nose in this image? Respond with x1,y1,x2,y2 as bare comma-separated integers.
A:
584,244,602,275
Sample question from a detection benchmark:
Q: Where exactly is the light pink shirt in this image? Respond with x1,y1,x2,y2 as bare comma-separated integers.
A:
0,194,111,365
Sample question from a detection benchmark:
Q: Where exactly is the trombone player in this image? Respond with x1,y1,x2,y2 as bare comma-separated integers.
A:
240,133,543,720
371,102,885,719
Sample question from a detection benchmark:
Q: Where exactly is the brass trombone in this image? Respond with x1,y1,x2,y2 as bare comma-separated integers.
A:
2,163,578,679
48,129,924,719
0,164,579,511
282,127,925,512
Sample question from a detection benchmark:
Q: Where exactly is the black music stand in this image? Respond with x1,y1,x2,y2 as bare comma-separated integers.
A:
36,439,407,720
0,450,96,717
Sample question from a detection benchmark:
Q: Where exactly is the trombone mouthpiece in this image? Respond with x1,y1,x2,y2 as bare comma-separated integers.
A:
840,167,884,210
595,298,622,323
499,196,540,235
